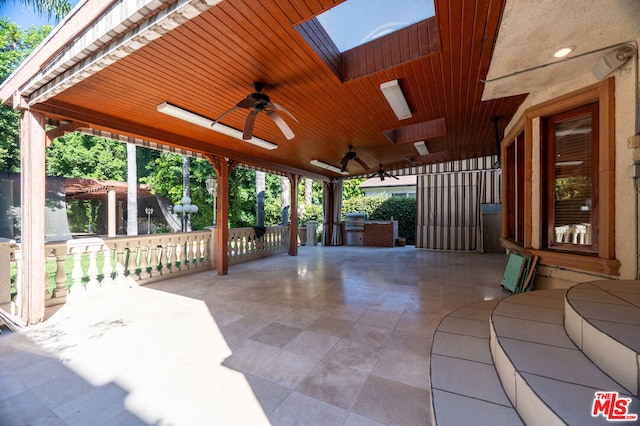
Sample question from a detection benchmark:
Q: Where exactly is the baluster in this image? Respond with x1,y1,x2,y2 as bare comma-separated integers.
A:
101,244,113,286
199,237,206,265
52,246,68,300
191,237,199,268
86,243,100,290
114,243,126,285
175,239,183,270
167,240,176,271
139,240,150,280
70,245,85,293
159,239,169,274
123,246,132,280
150,239,159,276
186,235,193,269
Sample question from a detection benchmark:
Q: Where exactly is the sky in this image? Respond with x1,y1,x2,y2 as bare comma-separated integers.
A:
0,0,80,29
316,0,435,52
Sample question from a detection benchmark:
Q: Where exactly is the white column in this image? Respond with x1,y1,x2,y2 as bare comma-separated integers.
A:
19,109,47,324
108,187,116,237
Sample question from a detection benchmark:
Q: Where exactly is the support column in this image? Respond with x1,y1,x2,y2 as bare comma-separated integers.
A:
108,187,116,237
288,173,299,256
19,108,47,324
207,156,230,276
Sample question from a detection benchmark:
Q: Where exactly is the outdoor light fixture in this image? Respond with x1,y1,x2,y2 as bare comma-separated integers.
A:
157,102,278,150
414,141,429,156
592,44,636,81
380,79,412,120
174,196,199,232
310,160,349,175
145,207,154,234
553,45,575,58
205,176,217,226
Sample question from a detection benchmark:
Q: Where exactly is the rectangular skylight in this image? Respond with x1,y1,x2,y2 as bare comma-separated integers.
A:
316,0,435,52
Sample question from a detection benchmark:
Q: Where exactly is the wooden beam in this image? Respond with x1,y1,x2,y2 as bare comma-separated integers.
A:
45,121,87,146
31,103,331,182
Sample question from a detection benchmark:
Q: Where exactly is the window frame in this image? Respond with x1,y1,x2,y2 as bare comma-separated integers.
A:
542,103,599,254
501,78,618,276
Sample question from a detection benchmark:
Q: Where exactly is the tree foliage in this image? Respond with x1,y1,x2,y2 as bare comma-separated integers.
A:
46,133,128,179
342,178,365,199
0,18,50,81
0,18,51,172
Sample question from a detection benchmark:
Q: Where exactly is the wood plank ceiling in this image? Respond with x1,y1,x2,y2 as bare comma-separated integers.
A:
32,0,527,179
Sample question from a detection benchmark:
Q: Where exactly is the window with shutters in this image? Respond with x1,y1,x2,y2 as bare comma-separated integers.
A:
543,103,598,253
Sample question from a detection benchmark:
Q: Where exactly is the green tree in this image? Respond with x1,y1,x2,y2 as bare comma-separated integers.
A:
0,18,50,171
46,133,128,179
343,178,365,199
142,152,216,230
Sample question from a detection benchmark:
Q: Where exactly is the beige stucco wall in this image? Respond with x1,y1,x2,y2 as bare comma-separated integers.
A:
503,46,639,286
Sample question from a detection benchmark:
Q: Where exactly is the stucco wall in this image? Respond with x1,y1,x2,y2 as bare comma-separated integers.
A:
503,46,639,286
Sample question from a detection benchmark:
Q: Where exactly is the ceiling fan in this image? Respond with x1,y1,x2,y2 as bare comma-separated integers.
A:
213,82,298,140
369,164,399,181
340,145,369,172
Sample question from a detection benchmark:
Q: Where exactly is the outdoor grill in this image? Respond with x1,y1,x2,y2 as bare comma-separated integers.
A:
345,212,366,246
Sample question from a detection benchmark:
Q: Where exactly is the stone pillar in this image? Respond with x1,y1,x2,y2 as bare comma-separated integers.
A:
306,220,317,246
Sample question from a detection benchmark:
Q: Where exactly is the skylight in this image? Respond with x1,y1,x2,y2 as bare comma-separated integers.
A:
316,0,435,52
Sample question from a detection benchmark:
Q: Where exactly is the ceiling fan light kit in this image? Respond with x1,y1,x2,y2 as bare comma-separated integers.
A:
380,79,412,120
157,102,278,150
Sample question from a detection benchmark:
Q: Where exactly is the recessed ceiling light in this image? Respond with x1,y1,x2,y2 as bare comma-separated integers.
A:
553,46,575,58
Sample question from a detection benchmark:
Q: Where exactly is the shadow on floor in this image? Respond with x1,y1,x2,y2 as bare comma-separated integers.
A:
0,325,146,425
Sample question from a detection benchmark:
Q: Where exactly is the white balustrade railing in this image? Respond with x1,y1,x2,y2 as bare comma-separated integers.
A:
228,225,289,265
2,225,292,318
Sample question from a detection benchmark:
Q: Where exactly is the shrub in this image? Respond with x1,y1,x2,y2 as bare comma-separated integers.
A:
342,195,416,244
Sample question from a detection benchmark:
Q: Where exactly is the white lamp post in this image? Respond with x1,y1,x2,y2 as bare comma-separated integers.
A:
145,207,154,234
206,176,217,226
173,196,198,232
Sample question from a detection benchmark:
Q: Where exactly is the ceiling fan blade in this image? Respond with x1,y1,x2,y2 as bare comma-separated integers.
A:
266,110,295,140
236,97,256,109
389,174,399,180
213,106,238,124
243,111,258,140
354,157,369,170
270,102,298,123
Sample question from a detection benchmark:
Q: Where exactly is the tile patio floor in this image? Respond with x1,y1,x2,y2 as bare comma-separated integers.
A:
0,245,507,425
